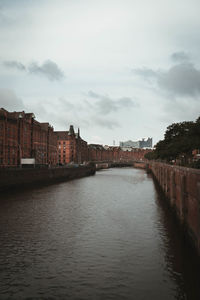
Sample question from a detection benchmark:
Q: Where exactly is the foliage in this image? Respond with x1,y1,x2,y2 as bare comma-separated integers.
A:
187,160,200,169
145,116,200,164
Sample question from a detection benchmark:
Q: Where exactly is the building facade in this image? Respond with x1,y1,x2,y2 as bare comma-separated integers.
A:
0,108,57,167
55,126,88,165
1,108,152,167
120,138,153,149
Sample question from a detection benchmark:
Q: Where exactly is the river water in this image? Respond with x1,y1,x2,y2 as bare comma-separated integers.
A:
0,168,200,300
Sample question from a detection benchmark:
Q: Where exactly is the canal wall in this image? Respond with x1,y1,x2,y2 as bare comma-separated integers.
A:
133,161,147,169
148,162,200,255
0,165,96,192
95,161,135,170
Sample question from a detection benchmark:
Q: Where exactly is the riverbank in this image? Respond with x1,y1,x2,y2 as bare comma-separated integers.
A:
95,161,137,170
0,165,96,192
148,161,200,256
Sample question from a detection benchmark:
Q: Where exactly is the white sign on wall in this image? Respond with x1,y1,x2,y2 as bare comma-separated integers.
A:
21,158,35,165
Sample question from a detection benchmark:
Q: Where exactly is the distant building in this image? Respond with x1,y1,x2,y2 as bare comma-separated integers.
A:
120,147,134,152
139,138,153,148
120,137,153,149
88,144,121,162
54,126,88,165
120,140,140,148
88,144,105,161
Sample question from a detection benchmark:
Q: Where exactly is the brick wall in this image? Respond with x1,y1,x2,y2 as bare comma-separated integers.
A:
0,109,57,167
0,165,96,191
149,162,200,256
88,145,151,162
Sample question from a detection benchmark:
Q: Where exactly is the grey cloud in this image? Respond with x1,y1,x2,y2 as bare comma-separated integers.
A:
88,91,100,98
0,10,7,25
28,60,64,81
118,97,137,107
158,63,200,96
132,67,157,80
88,91,137,114
57,97,86,112
96,96,118,114
0,88,24,110
134,62,200,96
171,51,189,62
3,59,64,81
26,97,91,131
57,97,75,111
3,60,26,70
94,117,119,129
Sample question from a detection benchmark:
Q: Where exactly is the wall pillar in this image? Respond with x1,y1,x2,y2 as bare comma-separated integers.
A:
170,171,176,207
180,174,187,224
197,182,200,255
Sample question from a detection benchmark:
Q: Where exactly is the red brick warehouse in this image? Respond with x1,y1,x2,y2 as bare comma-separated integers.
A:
0,108,152,167
0,108,57,167
55,125,88,165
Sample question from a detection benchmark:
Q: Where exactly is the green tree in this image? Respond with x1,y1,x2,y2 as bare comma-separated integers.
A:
146,116,200,165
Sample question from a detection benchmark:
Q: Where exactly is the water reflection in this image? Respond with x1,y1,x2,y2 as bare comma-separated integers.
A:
153,181,200,300
0,168,200,299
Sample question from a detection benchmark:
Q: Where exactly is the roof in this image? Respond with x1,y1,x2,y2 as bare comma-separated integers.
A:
89,144,104,150
54,131,69,140
0,108,35,121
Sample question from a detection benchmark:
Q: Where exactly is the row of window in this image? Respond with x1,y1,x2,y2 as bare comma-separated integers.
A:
0,158,17,165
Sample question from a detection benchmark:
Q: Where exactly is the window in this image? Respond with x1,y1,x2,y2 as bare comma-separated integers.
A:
0,124,4,136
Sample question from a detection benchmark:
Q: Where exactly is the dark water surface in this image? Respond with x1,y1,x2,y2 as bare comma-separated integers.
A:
0,168,200,300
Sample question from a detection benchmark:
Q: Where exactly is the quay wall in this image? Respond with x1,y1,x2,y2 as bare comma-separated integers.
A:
148,162,200,255
0,165,96,192
95,161,135,170
133,162,147,169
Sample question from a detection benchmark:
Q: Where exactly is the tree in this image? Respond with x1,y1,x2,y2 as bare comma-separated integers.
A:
146,116,200,165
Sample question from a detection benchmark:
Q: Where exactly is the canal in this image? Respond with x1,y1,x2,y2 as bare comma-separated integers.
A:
0,168,200,299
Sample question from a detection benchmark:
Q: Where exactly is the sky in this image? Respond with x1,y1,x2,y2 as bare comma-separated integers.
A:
0,0,200,146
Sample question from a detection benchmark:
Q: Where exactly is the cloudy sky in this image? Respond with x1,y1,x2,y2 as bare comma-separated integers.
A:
0,0,200,145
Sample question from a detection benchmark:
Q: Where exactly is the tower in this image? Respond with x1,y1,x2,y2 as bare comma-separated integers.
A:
69,125,75,135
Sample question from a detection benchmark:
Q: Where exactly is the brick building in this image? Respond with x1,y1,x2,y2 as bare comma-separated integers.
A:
1,108,151,167
32,121,57,165
0,108,57,167
120,148,150,161
88,143,151,162
55,125,88,165
0,108,20,166
88,145,122,162
88,144,104,161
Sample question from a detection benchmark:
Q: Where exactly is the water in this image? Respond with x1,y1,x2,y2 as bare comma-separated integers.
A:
0,168,200,300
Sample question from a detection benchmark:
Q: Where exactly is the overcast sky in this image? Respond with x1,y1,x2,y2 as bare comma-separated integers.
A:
0,0,200,145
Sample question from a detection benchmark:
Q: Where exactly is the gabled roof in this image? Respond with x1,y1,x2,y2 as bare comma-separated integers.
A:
54,131,69,140
0,108,35,120
89,144,104,150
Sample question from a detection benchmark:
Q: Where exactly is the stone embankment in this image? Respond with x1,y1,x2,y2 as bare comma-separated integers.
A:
148,162,200,255
95,161,135,170
0,165,96,192
133,161,147,169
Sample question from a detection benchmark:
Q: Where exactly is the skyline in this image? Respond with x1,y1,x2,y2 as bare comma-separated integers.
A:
0,0,200,145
